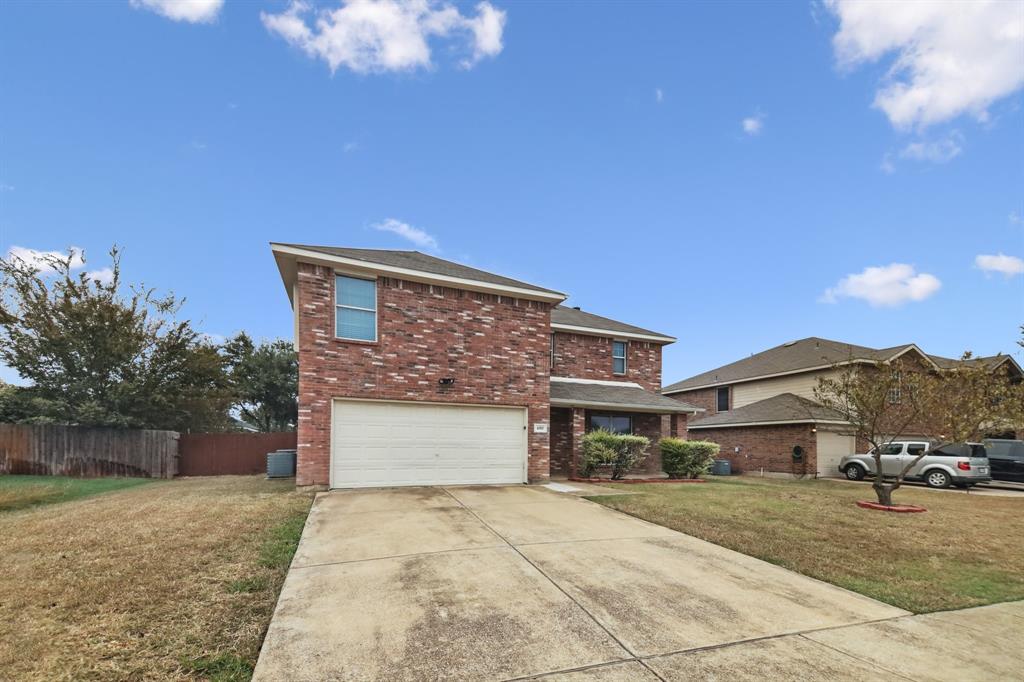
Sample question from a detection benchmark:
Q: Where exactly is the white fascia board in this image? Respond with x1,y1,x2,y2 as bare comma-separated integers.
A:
271,243,568,303
887,345,941,370
550,398,701,414
688,418,850,429
551,323,676,344
550,376,644,388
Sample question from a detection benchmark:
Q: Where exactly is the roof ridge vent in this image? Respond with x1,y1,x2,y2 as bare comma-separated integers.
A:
783,340,798,347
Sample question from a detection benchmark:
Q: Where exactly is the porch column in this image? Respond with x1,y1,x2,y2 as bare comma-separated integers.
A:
570,407,586,478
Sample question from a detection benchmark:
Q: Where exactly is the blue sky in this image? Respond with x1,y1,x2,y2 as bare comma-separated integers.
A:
1,0,1022,387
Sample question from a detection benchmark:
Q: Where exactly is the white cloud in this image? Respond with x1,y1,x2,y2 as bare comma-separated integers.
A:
975,253,1024,277
84,267,115,285
5,246,85,274
655,88,663,103
879,153,896,174
261,0,506,74
742,113,763,135
130,0,224,24
825,0,1024,129
820,263,941,307
0,183,13,192
898,132,963,163
343,141,359,153
372,218,440,251
1010,210,1022,225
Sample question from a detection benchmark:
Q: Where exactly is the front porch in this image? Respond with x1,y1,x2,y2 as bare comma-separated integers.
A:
548,378,702,478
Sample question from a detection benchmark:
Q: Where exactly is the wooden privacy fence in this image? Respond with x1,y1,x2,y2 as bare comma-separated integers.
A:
177,432,297,476
0,423,179,478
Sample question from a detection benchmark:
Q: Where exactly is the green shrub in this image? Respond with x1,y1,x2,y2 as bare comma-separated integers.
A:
659,438,719,479
580,429,650,479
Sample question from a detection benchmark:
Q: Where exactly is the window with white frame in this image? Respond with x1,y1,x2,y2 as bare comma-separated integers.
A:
612,340,627,374
335,275,377,341
887,370,902,404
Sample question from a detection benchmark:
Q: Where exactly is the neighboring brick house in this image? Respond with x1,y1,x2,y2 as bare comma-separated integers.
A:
662,337,1023,478
272,243,700,489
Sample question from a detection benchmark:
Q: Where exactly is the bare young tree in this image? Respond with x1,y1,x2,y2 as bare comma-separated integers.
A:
814,357,928,506
816,352,1024,505
917,353,1024,444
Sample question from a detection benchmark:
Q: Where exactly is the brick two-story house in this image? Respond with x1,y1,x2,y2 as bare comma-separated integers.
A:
662,337,1023,478
272,243,700,489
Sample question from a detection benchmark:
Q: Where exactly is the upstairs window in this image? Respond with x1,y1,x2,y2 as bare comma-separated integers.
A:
336,275,377,341
612,340,627,374
716,386,730,412
888,370,902,404
550,333,556,369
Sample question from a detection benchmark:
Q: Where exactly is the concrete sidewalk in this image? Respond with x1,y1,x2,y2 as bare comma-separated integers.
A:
253,485,1021,681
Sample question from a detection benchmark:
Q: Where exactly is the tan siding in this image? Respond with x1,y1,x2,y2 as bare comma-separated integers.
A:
732,369,839,408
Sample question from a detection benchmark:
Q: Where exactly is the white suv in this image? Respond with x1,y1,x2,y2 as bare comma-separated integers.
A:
839,441,991,488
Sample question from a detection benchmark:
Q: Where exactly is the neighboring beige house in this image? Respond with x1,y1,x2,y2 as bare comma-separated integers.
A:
662,337,1023,478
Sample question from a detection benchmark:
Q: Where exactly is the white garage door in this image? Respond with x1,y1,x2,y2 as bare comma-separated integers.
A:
817,429,855,478
331,399,527,488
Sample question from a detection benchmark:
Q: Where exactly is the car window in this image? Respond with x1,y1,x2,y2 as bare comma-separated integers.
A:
875,444,904,455
906,444,927,456
985,442,1010,457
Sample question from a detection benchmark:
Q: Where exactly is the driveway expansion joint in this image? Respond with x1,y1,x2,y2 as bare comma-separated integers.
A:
439,487,668,681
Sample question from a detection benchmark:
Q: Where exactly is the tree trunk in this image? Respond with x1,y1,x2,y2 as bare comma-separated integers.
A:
873,481,894,506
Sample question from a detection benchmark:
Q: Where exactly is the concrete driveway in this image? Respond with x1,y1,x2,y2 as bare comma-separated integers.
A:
253,484,930,680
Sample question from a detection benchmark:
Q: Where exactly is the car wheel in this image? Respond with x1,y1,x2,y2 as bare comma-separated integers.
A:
925,470,951,488
844,464,866,481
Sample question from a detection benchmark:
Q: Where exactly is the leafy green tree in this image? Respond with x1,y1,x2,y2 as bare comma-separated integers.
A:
222,332,297,432
0,247,232,431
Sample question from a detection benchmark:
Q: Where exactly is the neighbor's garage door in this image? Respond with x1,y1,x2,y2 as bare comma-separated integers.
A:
331,399,527,488
817,428,855,478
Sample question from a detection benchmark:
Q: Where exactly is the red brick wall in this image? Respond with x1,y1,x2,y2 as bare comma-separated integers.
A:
550,407,573,476
689,423,817,476
667,387,722,415
295,262,552,487
551,332,662,391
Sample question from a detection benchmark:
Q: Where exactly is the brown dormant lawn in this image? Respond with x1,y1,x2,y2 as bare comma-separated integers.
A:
587,477,1024,614
0,475,312,681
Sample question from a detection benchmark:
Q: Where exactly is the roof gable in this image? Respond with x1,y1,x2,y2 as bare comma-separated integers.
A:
271,243,566,303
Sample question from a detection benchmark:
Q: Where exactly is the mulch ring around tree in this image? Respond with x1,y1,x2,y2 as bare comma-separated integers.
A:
569,477,707,484
856,500,927,513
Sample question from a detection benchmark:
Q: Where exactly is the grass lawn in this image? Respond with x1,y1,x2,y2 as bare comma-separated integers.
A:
0,475,312,681
0,475,155,511
587,477,1024,614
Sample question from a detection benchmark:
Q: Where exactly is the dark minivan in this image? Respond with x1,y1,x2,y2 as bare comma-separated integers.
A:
983,439,1024,482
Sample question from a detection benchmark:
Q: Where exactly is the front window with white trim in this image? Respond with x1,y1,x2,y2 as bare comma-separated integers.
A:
612,340,627,374
336,275,377,341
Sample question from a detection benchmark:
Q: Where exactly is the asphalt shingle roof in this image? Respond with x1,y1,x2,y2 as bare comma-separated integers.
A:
662,337,919,393
551,379,701,413
275,244,565,296
688,393,845,428
551,305,674,341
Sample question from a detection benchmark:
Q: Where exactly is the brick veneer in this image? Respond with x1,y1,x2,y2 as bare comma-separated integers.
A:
551,332,662,391
689,423,817,476
295,262,552,487
548,409,687,478
666,386,721,414
550,407,573,476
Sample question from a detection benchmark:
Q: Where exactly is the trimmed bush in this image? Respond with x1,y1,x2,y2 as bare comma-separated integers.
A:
660,438,719,479
579,429,650,479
